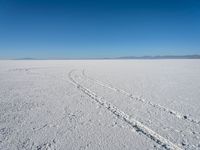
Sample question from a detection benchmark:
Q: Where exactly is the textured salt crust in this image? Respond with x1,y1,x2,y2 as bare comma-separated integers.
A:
1,60,200,150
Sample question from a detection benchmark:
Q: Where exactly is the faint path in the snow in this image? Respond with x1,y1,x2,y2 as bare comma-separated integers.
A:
68,70,182,150
82,70,200,127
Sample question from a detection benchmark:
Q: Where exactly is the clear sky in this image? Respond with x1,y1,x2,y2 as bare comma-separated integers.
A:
0,0,200,59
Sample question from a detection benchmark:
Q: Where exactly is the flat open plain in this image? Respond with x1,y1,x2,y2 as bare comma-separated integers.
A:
0,60,200,150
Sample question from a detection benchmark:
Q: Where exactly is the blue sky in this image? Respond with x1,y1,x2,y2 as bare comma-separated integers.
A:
0,0,200,59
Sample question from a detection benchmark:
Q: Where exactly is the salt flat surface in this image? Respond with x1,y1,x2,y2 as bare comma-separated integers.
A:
0,60,200,150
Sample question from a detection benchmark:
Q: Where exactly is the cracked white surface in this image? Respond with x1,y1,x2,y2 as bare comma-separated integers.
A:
0,60,200,150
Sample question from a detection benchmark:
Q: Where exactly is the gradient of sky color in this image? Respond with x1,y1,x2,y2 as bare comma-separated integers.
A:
0,0,200,59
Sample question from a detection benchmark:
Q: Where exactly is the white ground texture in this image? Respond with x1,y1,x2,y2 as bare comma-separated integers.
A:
0,60,200,150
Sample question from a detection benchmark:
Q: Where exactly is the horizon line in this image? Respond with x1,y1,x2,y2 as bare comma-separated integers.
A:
1,54,200,60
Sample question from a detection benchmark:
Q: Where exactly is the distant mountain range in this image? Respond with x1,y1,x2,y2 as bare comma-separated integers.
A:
7,55,200,60
116,55,200,59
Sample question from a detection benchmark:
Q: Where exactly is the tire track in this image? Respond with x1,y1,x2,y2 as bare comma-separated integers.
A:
68,70,182,150
82,70,200,126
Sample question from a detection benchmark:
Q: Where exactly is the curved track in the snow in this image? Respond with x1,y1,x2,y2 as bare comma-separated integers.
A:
82,70,200,126
68,70,182,150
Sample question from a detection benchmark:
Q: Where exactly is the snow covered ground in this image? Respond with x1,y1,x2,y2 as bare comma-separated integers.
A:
0,60,200,150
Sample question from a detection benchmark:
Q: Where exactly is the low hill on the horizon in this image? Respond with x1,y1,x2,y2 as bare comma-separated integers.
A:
116,55,200,59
